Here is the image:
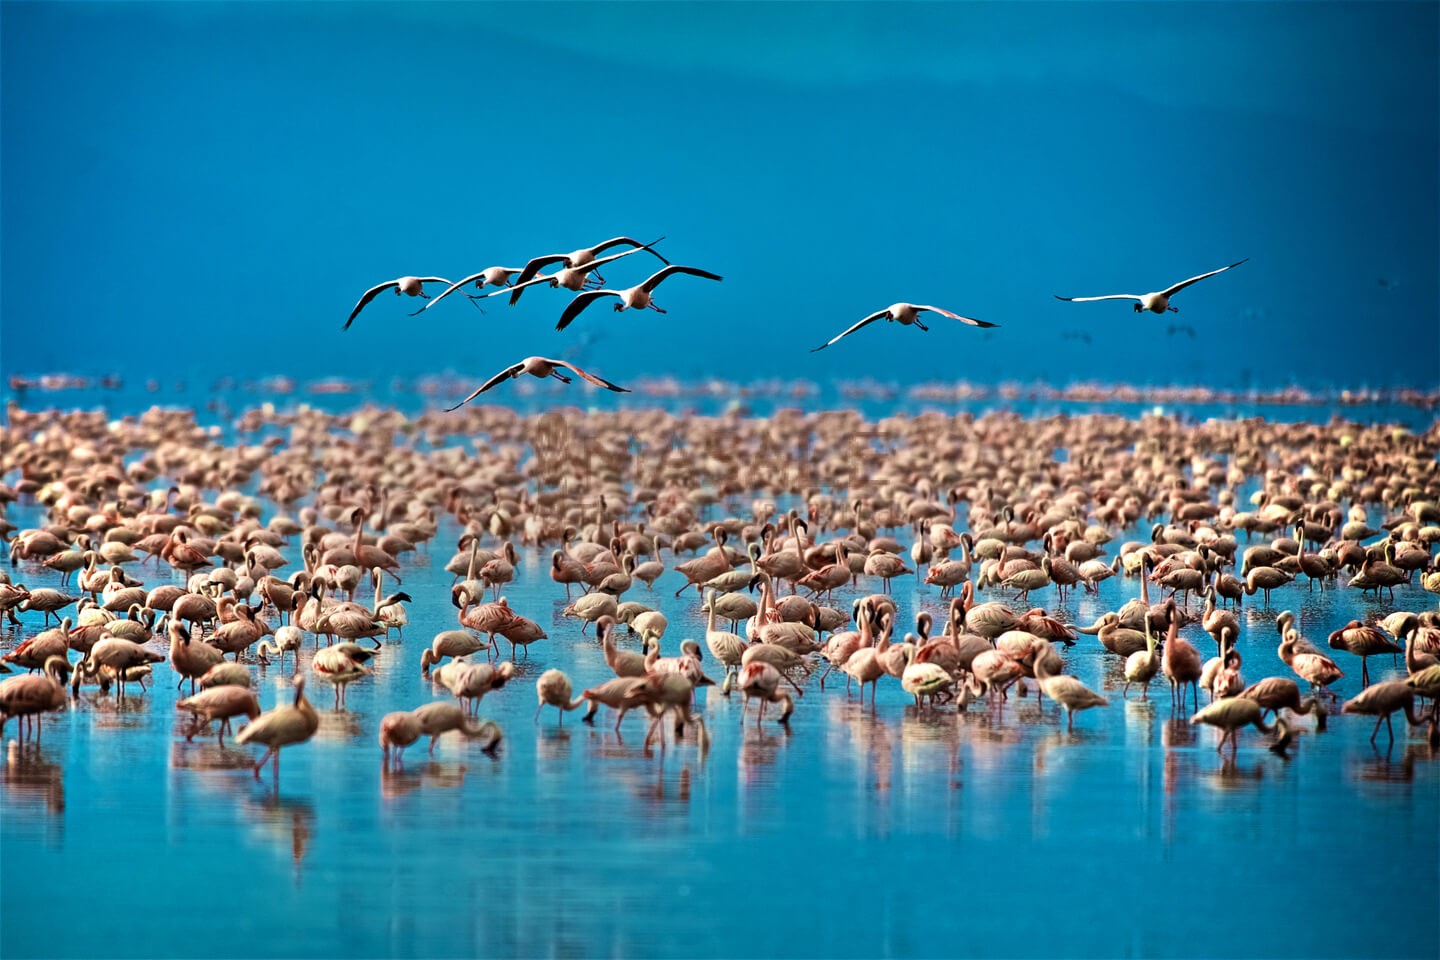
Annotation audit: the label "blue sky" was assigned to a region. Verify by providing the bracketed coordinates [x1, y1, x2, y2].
[2, 1, 1436, 388]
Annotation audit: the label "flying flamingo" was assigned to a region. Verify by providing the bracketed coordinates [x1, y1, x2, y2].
[511, 236, 670, 290]
[343, 276, 453, 330]
[447, 357, 629, 410]
[1055, 259, 1247, 314]
[555, 265, 724, 331]
[811, 302, 996, 352]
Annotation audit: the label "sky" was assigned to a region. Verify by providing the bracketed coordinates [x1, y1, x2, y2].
[2, 1, 1437, 390]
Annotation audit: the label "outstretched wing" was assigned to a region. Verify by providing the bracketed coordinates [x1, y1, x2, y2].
[1053, 293, 1143, 304]
[592, 235, 671, 266]
[507, 249, 646, 306]
[549, 359, 630, 393]
[500, 272, 558, 306]
[446, 362, 525, 411]
[413, 273, 486, 315]
[343, 280, 399, 330]
[1160, 258, 1248, 297]
[639, 264, 724, 293]
[914, 305, 999, 328]
[810, 310, 888, 352]
[555, 290, 621, 331]
[512, 254, 569, 290]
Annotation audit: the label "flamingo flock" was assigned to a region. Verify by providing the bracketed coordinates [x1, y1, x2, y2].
[1, 395, 1437, 800]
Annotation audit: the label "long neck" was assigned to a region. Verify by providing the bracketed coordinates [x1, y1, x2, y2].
[1033, 641, 1056, 680]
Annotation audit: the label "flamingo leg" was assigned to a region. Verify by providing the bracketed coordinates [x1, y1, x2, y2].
[253, 747, 274, 780]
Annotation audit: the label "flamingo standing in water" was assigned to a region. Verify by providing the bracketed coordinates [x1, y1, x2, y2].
[736, 661, 797, 725]
[235, 676, 320, 783]
[0, 656, 69, 741]
[1190, 696, 1292, 755]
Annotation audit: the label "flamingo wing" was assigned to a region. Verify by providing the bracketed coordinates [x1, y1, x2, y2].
[555, 290, 622, 331]
[639, 264, 724, 293]
[447, 362, 526, 411]
[591, 235, 671, 265]
[510, 249, 646, 306]
[810, 310, 888, 352]
[1159, 258, 1248, 297]
[413, 273, 486, 315]
[549, 359, 631, 393]
[343, 280, 400, 330]
[913, 305, 999, 328]
[512, 254, 569, 289]
[500, 272, 559, 306]
[1054, 293, 1144, 304]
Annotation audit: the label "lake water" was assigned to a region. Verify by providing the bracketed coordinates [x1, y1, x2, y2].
[1, 391, 1437, 959]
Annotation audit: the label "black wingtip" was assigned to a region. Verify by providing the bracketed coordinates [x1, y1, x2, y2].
[809, 344, 828, 353]
[977, 320, 1000, 328]
[645, 236, 671, 266]
[1053, 295, 1069, 302]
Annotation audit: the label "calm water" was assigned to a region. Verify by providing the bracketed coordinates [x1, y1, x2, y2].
[2, 397, 1437, 959]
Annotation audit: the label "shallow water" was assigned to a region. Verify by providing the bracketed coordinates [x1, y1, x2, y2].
[2, 399, 1437, 959]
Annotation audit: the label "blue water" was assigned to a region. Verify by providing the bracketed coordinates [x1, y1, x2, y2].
[2, 394, 1437, 959]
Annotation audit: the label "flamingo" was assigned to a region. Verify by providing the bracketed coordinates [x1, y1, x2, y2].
[511, 235, 670, 291]
[535, 669, 584, 724]
[378, 711, 423, 769]
[555, 265, 724, 331]
[811, 302, 996, 352]
[447, 357, 629, 409]
[1341, 682, 1428, 744]
[1190, 696, 1292, 755]
[177, 686, 261, 745]
[736, 661, 798, 725]
[0, 656, 69, 741]
[343, 276, 452, 330]
[1055, 259, 1247, 314]
[235, 676, 320, 783]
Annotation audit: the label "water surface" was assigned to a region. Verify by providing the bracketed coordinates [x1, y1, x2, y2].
[1, 396, 1436, 959]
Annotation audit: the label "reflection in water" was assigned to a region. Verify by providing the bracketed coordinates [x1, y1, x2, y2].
[4, 740, 65, 820]
[169, 739, 257, 772]
[1207, 756, 1267, 789]
[1162, 717, 1197, 750]
[241, 792, 316, 871]
[315, 709, 365, 742]
[1124, 697, 1157, 740]
[1351, 742, 1436, 784]
[737, 721, 790, 791]
[380, 759, 470, 799]
[74, 693, 153, 731]
[536, 726, 572, 762]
